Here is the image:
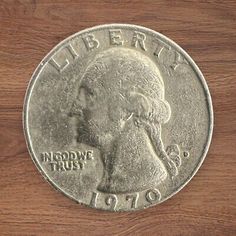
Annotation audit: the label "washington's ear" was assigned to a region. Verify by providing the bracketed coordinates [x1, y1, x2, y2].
[128, 91, 152, 118]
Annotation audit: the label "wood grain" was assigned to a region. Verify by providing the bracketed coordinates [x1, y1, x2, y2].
[0, 1, 236, 235]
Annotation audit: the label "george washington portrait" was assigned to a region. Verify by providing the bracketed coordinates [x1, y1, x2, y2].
[70, 47, 178, 194]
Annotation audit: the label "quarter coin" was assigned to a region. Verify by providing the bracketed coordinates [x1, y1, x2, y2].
[23, 24, 213, 211]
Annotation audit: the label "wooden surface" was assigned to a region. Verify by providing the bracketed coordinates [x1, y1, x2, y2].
[0, 1, 236, 235]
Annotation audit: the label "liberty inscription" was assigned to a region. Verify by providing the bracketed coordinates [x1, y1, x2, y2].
[49, 29, 187, 76]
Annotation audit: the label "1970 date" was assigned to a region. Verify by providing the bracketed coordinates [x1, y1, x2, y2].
[90, 189, 161, 210]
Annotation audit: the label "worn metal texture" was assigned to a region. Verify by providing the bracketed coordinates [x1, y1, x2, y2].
[23, 24, 213, 211]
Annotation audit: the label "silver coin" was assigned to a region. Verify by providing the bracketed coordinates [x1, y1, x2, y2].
[23, 24, 213, 211]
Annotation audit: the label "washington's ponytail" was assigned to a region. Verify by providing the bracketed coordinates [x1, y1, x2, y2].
[141, 119, 178, 178]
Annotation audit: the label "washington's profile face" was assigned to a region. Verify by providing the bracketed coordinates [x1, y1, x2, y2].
[76, 68, 124, 148]
[76, 79, 111, 147]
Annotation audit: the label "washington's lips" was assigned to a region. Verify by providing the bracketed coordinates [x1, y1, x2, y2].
[76, 120, 97, 147]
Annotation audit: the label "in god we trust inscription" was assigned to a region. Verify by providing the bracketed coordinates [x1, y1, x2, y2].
[23, 24, 213, 211]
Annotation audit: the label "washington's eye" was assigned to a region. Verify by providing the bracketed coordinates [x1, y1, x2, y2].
[87, 90, 94, 97]
[86, 87, 96, 97]
[79, 86, 96, 109]
[85, 87, 96, 102]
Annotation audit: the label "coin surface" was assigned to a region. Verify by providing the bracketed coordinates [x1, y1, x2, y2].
[23, 24, 213, 211]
